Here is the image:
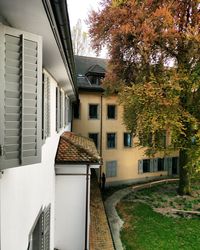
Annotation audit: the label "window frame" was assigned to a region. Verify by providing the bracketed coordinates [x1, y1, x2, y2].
[106, 132, 117, 149]
[73, 102, 80, 119]
[88, 104, 99, 120]
[123, 132, 132, 148]
[107, 104, 116, 120]
[157, 158, 165, 171]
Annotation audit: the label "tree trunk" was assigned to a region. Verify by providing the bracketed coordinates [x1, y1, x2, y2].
[178, 149, 191, 195]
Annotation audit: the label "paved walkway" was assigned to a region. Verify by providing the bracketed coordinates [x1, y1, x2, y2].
[90, 173, 115, 250]
[104, 178, 179, 250]
[104, 187, 132, 250]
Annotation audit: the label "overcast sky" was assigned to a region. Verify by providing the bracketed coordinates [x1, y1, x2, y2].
[67, 0, 100, 31]
[67, 0, 107, 58]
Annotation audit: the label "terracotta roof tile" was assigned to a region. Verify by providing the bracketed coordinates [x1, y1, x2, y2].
[55, 132, 102, 164]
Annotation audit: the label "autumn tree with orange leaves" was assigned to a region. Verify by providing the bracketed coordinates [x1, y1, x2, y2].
[88, 0, 200, 195]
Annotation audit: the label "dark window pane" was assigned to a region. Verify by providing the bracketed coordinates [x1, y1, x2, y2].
[89, 133, 98, 148]
[124, 133, 132, 147]
[107, 133, 116, 148]
[73, 103, 80, 119]
[158, 158, 164, 171]
[89, 104, 98, 119]
[143, 159, 150, 173]
[172, 157, 178, 175]
[107, 105, 116, 119]
[87, 75, 104, 85]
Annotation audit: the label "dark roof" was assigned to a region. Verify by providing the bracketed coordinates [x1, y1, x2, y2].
[86, 64, 106, 75]
[75, 55, 107, 92]
[75, 55, 107, 75]
[55, 132, 102, 164]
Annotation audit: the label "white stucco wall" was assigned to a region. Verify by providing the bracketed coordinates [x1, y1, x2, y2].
[55, 165, 91, 250]
[0, 71, 71, 250]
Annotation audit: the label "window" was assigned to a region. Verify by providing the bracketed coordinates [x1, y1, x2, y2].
[139, 132, 153, 147]
[155, 130, 166, 148]
[158, 158, 165, 171]
[0, 24, 42, 170]
[73, 102, 80, 119]
[172, 157, 179, 175]
[107, 105, 116, 119]
[106, 161, 117, 177]
[89, 104, 99, 119]
[124, 133, 132, 147]
[89, 133, 99, 148]
[28, 205, 51, 250]
[143, 159, 150, 172]
[87, 75, 103, 85]
[107, 133, 116, 149]
[138, 159, 151, 173]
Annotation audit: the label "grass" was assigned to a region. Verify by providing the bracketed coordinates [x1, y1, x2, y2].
[117, 202, 200, 250]
[124, 182, 200, 213]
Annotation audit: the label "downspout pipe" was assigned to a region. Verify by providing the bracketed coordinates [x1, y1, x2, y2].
[85, 164, 90, 250]
[99, 94, 103, 184]
[48, 0, 78, 100]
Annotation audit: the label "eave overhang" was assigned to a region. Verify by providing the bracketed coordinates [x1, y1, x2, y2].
[0, 0, 77, 101]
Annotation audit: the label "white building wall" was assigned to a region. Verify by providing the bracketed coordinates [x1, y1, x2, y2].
[55, 165, 90, 250]
[0, 71, 71, 250]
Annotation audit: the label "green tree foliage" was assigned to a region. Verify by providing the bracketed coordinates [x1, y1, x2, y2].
[88, 0, 200, 194]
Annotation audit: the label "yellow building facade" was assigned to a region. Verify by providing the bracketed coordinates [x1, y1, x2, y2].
[73, 56, 179, 186]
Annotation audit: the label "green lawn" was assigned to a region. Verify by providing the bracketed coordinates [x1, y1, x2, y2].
[117, 201, 200, 250]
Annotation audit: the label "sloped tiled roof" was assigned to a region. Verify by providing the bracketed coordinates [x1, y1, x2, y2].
[55, 132, 102, 164]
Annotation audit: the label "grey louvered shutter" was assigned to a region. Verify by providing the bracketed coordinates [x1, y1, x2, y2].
[0, 24, 42, 170]
[150, 159, 154, 172]
[60, 90, 64, 128]
[68, 99, 72, 123]
[47, 77, 50, 136]
[153, 158, 158, 172]
[42, 204, 51, 250]
[42, 73, 50, 140]
[164, 157, 172, 175]
[56, 87, 60, 132]
[138, 160, 143, 174]
[64, 96, 68, 126]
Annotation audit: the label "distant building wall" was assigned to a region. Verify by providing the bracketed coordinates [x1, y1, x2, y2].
[73, 92, 179, 185]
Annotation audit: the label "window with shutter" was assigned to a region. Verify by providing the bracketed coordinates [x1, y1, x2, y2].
[0, 24, 42, 170]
